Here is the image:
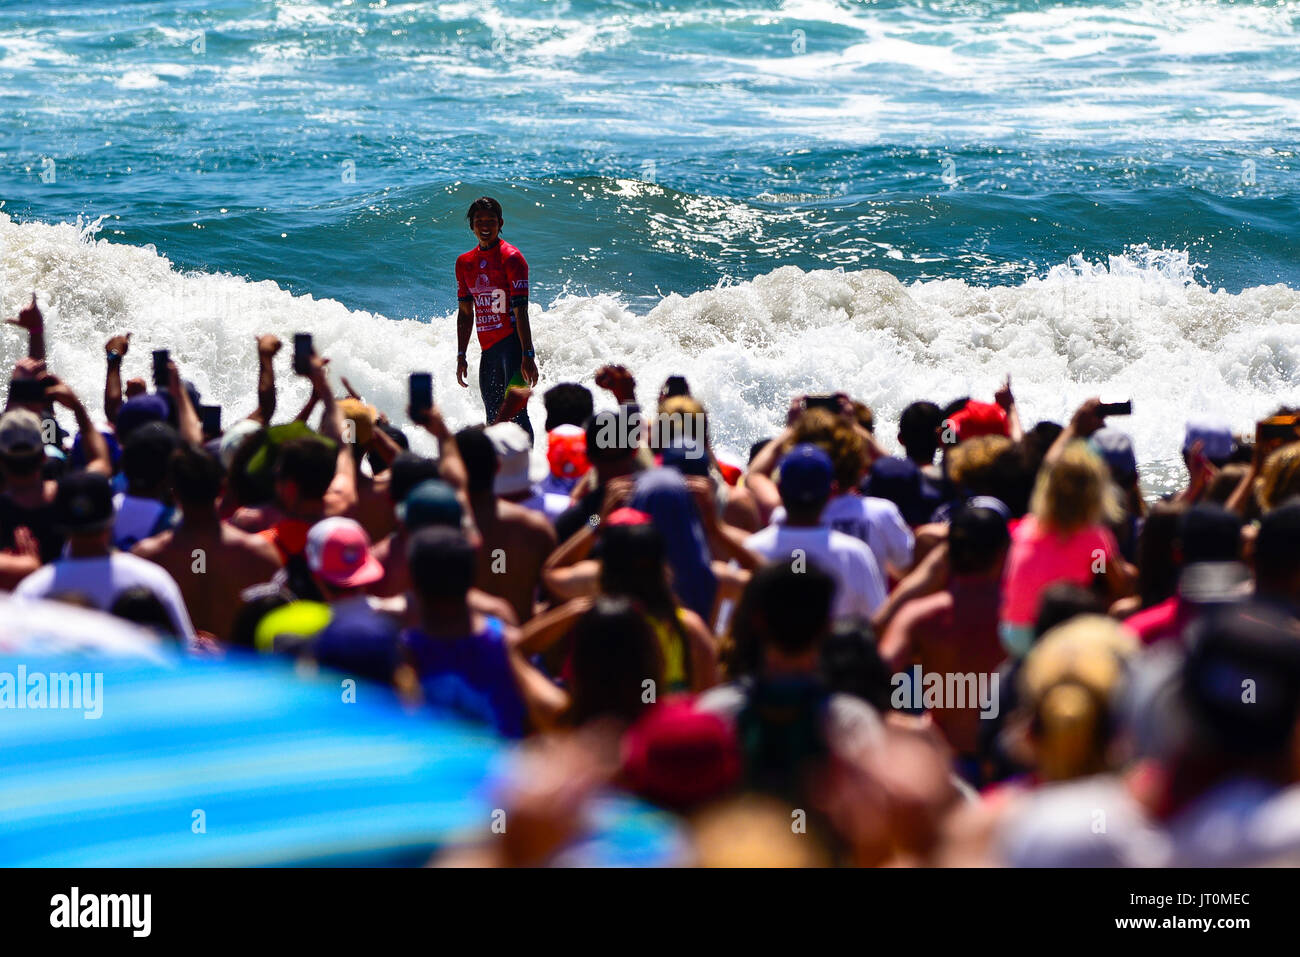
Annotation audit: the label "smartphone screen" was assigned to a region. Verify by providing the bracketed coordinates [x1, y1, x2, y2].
[409, 372, 433, 415]
[1097, 400, 1132, 417]
[152, 349, 170, 390]
[803, 394, 839, 413]
[293, 333, 313, 375]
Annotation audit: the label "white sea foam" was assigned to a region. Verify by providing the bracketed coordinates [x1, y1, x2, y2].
[2, 214, 1298, 489]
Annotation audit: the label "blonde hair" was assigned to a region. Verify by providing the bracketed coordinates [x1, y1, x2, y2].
[1029, 441, 1119, 534]
[947, 435, 1014, 490]
[654, 395, 708, 450]
[783, 408, 867, 490]
[1255, 441, 1300, 512]
[1020, 615, 1137, 782]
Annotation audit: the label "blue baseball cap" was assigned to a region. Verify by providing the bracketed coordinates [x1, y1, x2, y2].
[114, 394, 170, 441]
[397, 479, 463, 530]
[778, 443, 833, 508]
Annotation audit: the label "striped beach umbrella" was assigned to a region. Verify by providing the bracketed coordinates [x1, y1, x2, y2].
[0, 653, 684, 866]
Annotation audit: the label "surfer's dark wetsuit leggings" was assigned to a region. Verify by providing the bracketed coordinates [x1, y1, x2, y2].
[479, 332, 534, 443]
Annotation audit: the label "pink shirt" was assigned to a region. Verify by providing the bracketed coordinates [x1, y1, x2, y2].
[1000, 515, 1119, 626]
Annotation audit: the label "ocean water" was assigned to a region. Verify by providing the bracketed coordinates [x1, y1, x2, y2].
[2, 0, 1299, 489]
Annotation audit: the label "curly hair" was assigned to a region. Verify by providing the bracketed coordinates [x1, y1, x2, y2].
[1256, 441, 1300, 512]
[782, 408, 866, 490]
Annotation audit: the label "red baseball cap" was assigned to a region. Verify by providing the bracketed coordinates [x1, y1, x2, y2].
[305, 517, 384, 589]
[621, 699, 741, 811]
[947, 400, 1010, 443]
[605, 507, 652, 527]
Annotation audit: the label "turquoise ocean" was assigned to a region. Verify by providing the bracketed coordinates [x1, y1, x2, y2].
[3, 0, 1299, 487]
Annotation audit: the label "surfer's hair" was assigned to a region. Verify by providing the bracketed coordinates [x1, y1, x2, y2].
[466, 196, 503, 225]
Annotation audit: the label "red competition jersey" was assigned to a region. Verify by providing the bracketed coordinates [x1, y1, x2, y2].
[456, 240, 529, 351]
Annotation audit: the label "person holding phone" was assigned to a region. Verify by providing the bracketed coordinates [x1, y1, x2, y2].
[455, 196, 538, 442]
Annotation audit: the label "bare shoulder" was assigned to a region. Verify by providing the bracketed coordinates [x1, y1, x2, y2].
[131, 529, 175, 560]
[222, 522, 283, 567]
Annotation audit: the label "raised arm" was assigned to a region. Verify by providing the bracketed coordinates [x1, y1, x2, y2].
[250, 334, 281, 425]
[7, 295, 46, 363]
[45, 376, 111, 476]
[308, 354, 358, 515]
[166, 360, 204, 447]
[103, 333, 130, 424]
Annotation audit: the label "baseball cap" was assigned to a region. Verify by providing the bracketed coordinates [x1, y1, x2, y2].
[605, 506, 652, 527]
[948, 500, 1011, 565]
[660, 438, 711, 477]
[304, 517, 384, 589]
[114, 394, 170, 442]
[397, 479, 463, 530]
[546, 424, 589, 480]
[245, 421, 329, 483]
[1183, 418, 1236, 463]
[946, 400, 1010, 444]
[54, 470, 116, 532]
[1088, 427, 1138, 486]
[0, 409, 45, 456]
[485, 422, 532, 497]
[862, 455, 939, 527]
[777, 443, 833, 508]
[338, 398, 376, 447]
[621, 699, 742, 811]
[218, 418, 263, 470]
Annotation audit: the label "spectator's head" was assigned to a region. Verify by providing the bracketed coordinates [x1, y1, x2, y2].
[168, 443, 224, 512]
[455, 426, 498, 496]
[851, 400, 874, 435]
[1135, 501, 1185, 607]
[273, 435, 339, 514]
[862, 456, 936, 527]
[338, 399, 376, 449]
[398, 478, 463, 534]
[776, 443, 834, 523]
[121, 421, 181, 497]
[1087, 427, 1138, 490]
[114, 394, 170, 443]
[109, 587, 176, 642]
[585, 409, 640, 477]
[622, 699, 742, 812]
[53, 470, 116, 549]
[1255, 441, 1300, 513]
[545, 424, 589, 483]
[1017, 615, 1137, 782]
[655, 395, 709, 453]
[543, 382, 594, 432]
[1178, 504, 1243, 565]
[821, 619, 892, 712]
[944, 400, 1010, 446]
[387, 452, 442, 505]
[1033, 584, 1108, 639]
[600, 517, 676, 619]
[567, 596, 665, 727]
[0, 408, 47, 478]
[789, 408, 866, 491]
[947, 502, 1010, 577]
[1029, 441, 1117, 534]
[304, 517, 384, 600]
[1139, 604, 1300, 781]
[1255, 502, 1300, 604]
[947, 435, 1021, 505]
[898, 400, 943, 465]
[1205, 462, 1249, 506]
[485, 422, 533, 499]
[408, 527, 476, 608]
[731, 562, 836, 676]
